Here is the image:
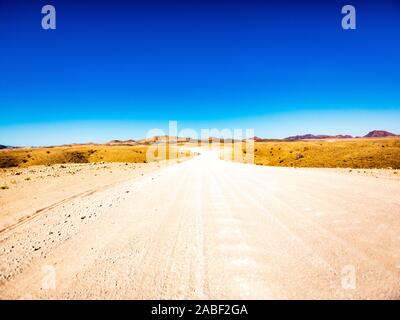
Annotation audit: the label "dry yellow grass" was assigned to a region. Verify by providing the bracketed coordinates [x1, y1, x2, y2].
[0, 144, 191, 168]
[2, 138, 399, 169]
[235, 137, 400, 169]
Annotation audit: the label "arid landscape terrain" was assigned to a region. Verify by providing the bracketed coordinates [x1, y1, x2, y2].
[244, 137, 400, 168]
[0, 134, 399, 299]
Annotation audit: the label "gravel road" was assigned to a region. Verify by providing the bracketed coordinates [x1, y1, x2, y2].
[1, 150, 399, 299]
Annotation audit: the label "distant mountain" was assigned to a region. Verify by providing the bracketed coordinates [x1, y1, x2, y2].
[136, 136, 194, 144]
[364, 130, 396, 138]
[0, 145, 13, 149]
[248, 136, 265, 142]
[284, 134, 353, 141]
[135, 136, 245, 144]
[106, 139, 138, 146]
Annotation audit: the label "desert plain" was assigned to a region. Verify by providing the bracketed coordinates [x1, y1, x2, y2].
[0, 137, 399, 299]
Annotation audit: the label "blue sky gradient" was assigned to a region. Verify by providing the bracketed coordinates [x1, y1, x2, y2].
[1, 0, 399, 146]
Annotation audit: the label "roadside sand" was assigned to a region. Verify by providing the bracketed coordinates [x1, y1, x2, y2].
[0, 162, 168, 232]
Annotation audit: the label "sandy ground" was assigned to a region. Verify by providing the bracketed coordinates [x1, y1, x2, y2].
[0, 149, 399, 299]
[0, 162, 166, 232]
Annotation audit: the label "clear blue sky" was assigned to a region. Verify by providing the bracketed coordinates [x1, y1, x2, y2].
[1, 0, 400, 146]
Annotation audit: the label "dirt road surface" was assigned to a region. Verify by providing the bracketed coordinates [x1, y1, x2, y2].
[1, 149, 399, 299]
